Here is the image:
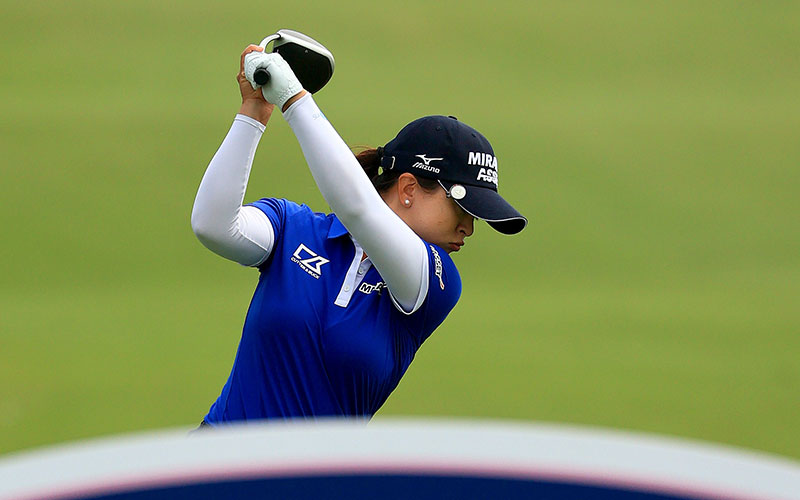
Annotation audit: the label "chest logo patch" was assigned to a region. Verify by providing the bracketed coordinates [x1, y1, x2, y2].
[359, 281, 386, 295]
[291, 243, 330, 279]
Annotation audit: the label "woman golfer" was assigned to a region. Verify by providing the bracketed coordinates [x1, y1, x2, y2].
[190, 45, 526, 425]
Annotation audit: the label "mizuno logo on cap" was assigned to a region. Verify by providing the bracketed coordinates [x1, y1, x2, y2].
[411, 154, 442, 173]
[416, 154, 443, 166]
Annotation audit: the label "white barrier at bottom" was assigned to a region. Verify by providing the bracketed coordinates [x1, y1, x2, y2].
[1, 419, 799, 500]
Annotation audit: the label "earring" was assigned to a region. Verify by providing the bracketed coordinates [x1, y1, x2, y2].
[404, 199, 411, 206]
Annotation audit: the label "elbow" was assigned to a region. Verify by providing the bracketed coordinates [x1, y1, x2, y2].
[190, 204, 218, 245]
[190, 205, 206, 240]
[191, 213, 224, 255]
[191, 204, 243, 256]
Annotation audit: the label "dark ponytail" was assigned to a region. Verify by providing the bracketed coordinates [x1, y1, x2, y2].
[354, 147, 439, 194]
[355, 148, 382, 180]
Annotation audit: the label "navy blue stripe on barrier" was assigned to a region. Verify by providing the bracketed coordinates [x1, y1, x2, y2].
[77, 475, 703, 500]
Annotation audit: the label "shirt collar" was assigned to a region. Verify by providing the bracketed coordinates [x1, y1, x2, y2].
[327, 215, 349, 239]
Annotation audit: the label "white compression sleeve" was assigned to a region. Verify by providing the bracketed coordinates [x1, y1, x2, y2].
[191, 114, 275, 267]
[284, 94, 428, 313]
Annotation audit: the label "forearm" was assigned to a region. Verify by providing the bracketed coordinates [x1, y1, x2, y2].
[284, 94, 428, 311]
[238, 100, 273, 126]
[191, 114, 275, 266]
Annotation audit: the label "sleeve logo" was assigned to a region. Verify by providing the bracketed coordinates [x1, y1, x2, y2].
[291, 243, 330, 279]
[430, 245, 445, 290]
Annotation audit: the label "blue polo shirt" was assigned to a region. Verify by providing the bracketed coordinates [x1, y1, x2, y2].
[205, 198, 461, 423]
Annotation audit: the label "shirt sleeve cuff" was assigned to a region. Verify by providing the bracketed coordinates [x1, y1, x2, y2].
[234, 113, 267, 134]
[281, 93, 315, 122]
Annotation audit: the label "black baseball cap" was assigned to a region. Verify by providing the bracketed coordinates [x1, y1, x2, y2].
[380, 115, 527, 235]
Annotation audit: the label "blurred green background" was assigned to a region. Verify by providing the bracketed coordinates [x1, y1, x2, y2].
[1, 1, 798, 458]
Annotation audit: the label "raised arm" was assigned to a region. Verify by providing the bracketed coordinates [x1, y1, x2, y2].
[242, 51, 428, 312]
[283, 95, 429, 313]
[190, 45, 279, 267]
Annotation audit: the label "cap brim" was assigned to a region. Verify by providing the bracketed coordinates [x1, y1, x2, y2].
[439, 181, 528, 235]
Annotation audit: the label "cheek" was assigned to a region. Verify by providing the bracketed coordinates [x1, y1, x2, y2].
[412, 205, 443, 239]
[430, 204, 454, 230]
[412, 193, 459, 241]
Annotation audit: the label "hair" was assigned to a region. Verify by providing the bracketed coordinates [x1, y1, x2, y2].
[354, 147, 439, 194]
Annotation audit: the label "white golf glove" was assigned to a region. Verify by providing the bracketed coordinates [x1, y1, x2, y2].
[244, 52, 304, 110]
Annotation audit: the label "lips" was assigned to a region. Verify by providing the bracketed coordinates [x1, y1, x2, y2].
[449, 242, 464, 252]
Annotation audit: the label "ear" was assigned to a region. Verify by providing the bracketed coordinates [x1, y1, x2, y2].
[396, 173, 418, 202]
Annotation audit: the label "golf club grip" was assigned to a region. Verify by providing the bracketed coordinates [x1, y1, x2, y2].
[253, 68, 270, 86]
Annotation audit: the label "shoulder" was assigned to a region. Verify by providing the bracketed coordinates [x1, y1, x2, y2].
[249, 198, 318, 218]
[247, 199, 339, 273]
[248, 198, 334, 231]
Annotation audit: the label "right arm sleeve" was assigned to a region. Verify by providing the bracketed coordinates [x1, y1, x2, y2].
[190, 114, 276, 267]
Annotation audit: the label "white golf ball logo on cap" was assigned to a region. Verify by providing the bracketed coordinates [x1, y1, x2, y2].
[450, 185, 467, 200]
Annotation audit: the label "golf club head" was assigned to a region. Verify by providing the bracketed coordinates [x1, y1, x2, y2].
[258, 29, 335, 94]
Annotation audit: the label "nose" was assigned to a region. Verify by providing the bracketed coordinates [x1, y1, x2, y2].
[459, 213, 474, 237]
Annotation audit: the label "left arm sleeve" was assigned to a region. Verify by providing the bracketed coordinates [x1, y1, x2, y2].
[400, 243, 462, 341]
[283, 94, 429, 313]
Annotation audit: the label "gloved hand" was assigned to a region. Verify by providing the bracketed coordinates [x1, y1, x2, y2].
[243, 52, 304, 111]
